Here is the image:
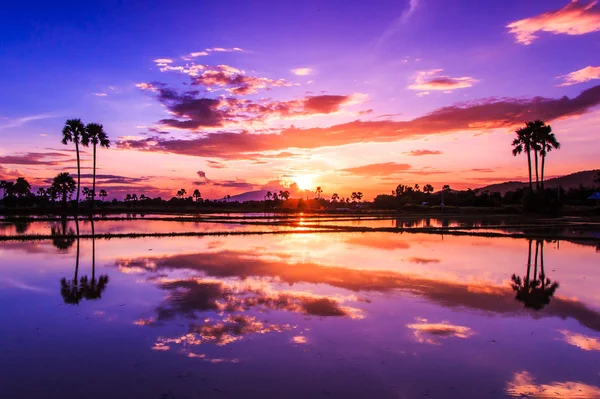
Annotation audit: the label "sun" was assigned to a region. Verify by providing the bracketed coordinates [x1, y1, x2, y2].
[294, 174, 314, 191]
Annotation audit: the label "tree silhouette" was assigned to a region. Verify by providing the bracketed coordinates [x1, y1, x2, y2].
[61, 119, 86, 208]
[60, 216, 82, 304]
[423, 184, 434, 194]
[279, 190, 290, 201]
[316, 186, 323, 199]
[395, 184, 405, 197]
[13, 177, 31, 198]
[331, 193, 339, 202]
[511, 240, 559, 310]
[82, 123, 110, 210]
[266, 191, 272, 201]
[193, 189, 202, 202]
[51, 217, 76, 251]
[99, 189, 107, 202]
[80, 220, 109, 300]
[512, 124, 535, 191]
[51, 172, 76, 209]
[533, 122, 560, 190]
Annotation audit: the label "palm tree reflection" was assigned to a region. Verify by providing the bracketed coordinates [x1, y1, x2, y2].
[60, 218, 109, 305]
[51, 217, 76, 251]
[511, 239, 559, 310]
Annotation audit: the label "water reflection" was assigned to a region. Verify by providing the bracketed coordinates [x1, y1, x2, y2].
[511, 240, 559, 310]
[59, 219, 109, 304]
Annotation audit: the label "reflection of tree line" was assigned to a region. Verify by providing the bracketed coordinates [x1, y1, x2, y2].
[53, 217, 109, 304]
[511, 239, 559, 311]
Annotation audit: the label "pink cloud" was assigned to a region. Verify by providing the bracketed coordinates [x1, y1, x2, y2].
[408, 69, 478, 91]
[558, 65, 600, 86]
[507, 0, 600, 45]
[338, 162, 412, 176]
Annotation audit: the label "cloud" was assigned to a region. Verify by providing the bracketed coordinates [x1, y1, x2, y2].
[338, 162, 412, 176]
[206, 47, 244, 52]
[507, 0, 600, 45]
[185, 65, 294, 95]
[408, 257, 440, 264]
[375, 0, 419, 47]
[506, 371, 600, 398]
[119, 85, 600, 159]
[557, 329, 600, 351]
[416, 91, 430, 97]
[114, 249, 600, 333]
[408, 69, 478, 91]
[153, 58, 173, 64]
[0, 113, 57, 130]
[291, 68, 313, 76]
[404, 149, 443, 156]
[406, 319, 473, 345]
[93, 92, 108, 97]
[0, 152, 73, 166]
[558, 65, 600, 86]
[134, 84, 356, 130]
[207, 160, 226, 169]
[190, 51, 209, 57]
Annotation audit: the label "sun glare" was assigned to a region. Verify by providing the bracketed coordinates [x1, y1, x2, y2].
[294, 174, 314, 191]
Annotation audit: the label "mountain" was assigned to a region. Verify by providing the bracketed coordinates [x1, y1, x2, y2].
[226, 189, 314, 202]
[477, 170, 599, 194]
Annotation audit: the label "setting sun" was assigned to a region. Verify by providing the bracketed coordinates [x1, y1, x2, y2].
[293, 174, 315, 191]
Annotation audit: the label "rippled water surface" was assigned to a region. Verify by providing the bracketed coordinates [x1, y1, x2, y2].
[1, 221, 599, 398]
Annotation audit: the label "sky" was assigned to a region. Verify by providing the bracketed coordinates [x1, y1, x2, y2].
[1, 0, 599, 200]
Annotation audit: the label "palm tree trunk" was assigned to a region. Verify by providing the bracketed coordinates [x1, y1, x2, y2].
[534, 150, 539, 192]
[526, 149, 533, 191]
[533, 240, 539, 282]
[539, 240, 545, 281]
[526, 239, 532, 285]
[541, 153, 546, 191]
[91, 219, 96, 282]
[92, 144, 97, 211]
[75, 141, 81, 209]
[74, 216, 80, 282]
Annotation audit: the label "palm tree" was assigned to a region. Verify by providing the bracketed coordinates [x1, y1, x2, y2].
[177, 188, 186, 199]
[82, 123, 110, 209]
[51, 172, 76, 209]
[61, 119, 86, 208]
[423, 184, 434, 194]
[356, 192, 363, 202]
[60, 216, 82, 304]
[316, 186, 323, 199]
[99, 189, 108, 202]
[534, 123, 560, 190]
[526, 120, 552, 191]
[414, 184, 420, 192]
[331, 193, 339, 202]
[266, 191, 272, 201]
[512, 124, 535, 191]
[81, 220, 109, 301]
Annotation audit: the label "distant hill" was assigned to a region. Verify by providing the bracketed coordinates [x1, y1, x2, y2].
[477, 170, 599, 194]
[226, 189, 314, 202]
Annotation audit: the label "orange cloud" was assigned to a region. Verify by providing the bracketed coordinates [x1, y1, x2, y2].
[291, 68, 312, 76]
[338, 162, 412, 176]
[408, 69, 478, 91]
[404, 149, 443, 156]
[558, 65, 600, 86]
[119, 85, 600, 159]
[507, 0, 600, 45]
[506, 371, 600, 398]
[406, 319, 474, 345]
[557, 329, 600, 351]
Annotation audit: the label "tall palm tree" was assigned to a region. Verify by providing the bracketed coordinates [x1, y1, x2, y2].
[82, 123, 110, 209]
[512, 125, 535, 191]
[51, 172, 76, 209]
[533, 123, 560, 190]
[316, 186, 323, 199]
[61, 119, 86, 208]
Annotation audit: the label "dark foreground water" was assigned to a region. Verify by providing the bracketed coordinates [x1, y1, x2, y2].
[1, 227, 599, 398]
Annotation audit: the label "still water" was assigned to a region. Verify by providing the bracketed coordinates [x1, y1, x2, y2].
[1, 225, 599, 398]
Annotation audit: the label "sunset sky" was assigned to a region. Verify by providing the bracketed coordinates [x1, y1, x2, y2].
[1, 0, 599, 200]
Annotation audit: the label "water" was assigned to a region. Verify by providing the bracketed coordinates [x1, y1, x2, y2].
[1, 224, 599, 398]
